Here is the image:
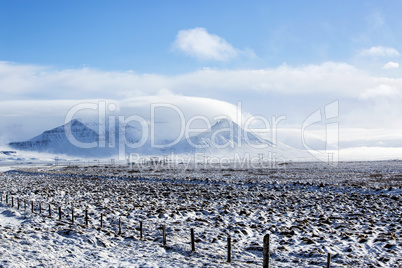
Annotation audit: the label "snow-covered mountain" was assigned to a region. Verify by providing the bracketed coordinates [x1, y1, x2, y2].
[173, 119, 274, 154]
[9, 120, 116, 157]
[9, 118, 278, 158]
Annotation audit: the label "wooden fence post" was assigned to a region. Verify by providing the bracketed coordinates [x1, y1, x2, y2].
[227, 235, 231, 263]
[100, 213, 103, 229]
[11, 197, 13, 207]
[191, 228, 195, 252]
[140, 221, 143, 240]
[31, 201, 34, 213]
[85, 208, 88, 226]
[6, 194, 8, 204]
[0, 193, 2, 202]
[59, 207, 62, 221]
[162, 225, 166, 246]
[71, 207, 74, 224]
[17, 198, 20, 210]
[39, 202, 41, 214]
[263, 234, 270, 268]
[24, 200, 26, 211]
[118, 218, 122, 235]
[327, 253, 331, 268]
[48, 204, 51, 217]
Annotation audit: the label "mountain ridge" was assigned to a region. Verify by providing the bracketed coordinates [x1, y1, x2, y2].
[9, 118, 276, 158]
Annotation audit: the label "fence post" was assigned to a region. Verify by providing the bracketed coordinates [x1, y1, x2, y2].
[17, 198, 20, 210]
[11, 197, 13, 207]
[85, 208, 88, 226]
[140, 221, 143, 240]
[71, 207, 74, 224]
[48, 204, 51, 217]
[100, 213, 103, 229]
[39, 202, 41, 214]
[0, 193, 2, 202]
[191, 228, 195, 252]
[6, 194, 8, 204]
[31, 201, 34, 213]
[24, 200, 26, 211]
[327, 253, 331, 268]
[162, 225, 166, 247]
[227, 235, 231, 263]
[59, 207, 62, 221]
[118, 218, 122, 235]
[263, 234, 270, 268]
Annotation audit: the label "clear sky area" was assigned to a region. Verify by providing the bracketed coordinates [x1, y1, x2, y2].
[1, 1, 401, 73]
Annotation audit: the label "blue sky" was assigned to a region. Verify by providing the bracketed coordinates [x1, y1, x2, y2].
[1, 1, 401, 73]
[0, 0, 402, 151]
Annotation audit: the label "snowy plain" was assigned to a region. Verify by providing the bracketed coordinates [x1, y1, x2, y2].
[0, 161, 401, 267]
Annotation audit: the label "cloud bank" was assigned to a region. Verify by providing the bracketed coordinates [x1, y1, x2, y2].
[1, 60, 401, 100]
[1, 59, 402, 134]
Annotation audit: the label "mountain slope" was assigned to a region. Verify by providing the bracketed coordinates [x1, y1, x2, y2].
[9, 120, 116, 157]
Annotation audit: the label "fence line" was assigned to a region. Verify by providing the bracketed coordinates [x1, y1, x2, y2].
[0, 191, 333, 267]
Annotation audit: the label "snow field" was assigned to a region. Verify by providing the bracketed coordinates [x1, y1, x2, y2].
[0, 161, 401, 267]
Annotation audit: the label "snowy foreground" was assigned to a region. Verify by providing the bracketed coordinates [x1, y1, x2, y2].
[0, 161, 401, 267]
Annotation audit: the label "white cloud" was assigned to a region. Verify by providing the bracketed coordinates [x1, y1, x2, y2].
[170, 62, 402, 99]
[382, 61, 399, 69]
[172, 28, 238, 61]
[0, 61, 167, 99]
[2, 60, 402, 130]
[1, 60, 402, 100]
[359, 84, 400, 99]
[359, 46, 400, 57]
